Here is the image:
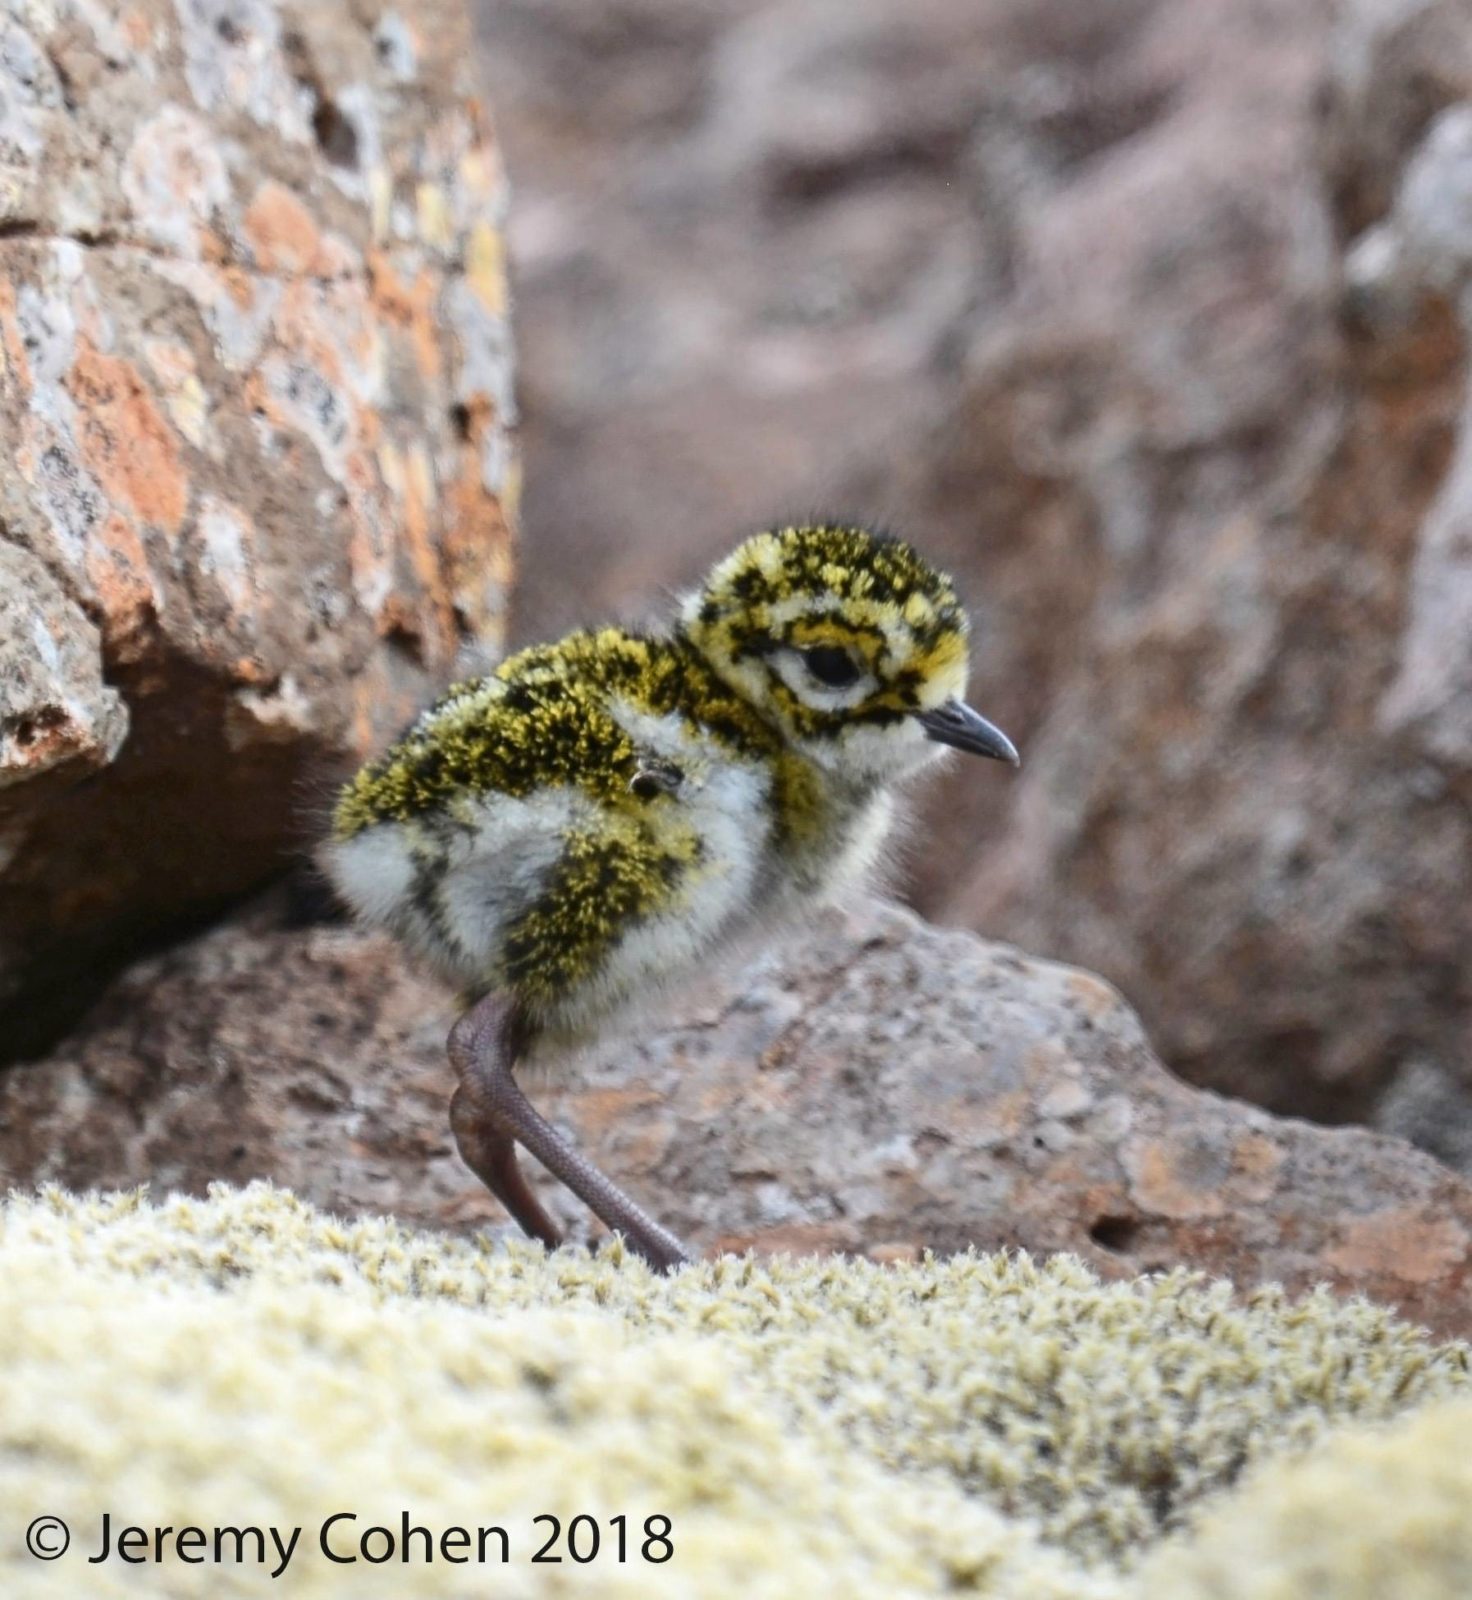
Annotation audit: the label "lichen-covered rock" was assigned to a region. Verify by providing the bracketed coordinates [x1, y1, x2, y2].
[481, 0, 1472, 1166]
[0, 1183, 1467, 1597]
[0, 540, 127, 790]
[0, 1195, 1100, 1600]
[1135, 1396, 1472, 1599]
[0, 0, 515, 1022]
[8, 891, 1472, 1338]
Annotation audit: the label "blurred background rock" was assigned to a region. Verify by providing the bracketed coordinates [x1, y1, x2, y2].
[475, 0, 1472, 1169]
[5, 0, 1472, 1304]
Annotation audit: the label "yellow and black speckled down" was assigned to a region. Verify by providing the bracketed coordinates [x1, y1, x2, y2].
[682, 524, 969, 741]
[331, 630, 788, 1011]
[327, 524, 977, 1021]
[334, 525, 968, 838]
[334, 629, 778, 836]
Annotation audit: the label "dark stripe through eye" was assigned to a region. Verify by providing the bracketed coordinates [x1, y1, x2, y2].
[801, 645, 861, 688]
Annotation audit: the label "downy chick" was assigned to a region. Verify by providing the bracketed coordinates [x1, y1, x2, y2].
[323, 523, 1019, 1269]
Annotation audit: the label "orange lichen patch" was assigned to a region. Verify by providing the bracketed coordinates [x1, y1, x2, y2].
[353, 397, 383, 453]
[198, 228, 229, 266]
[367, 252, 442, 382]
[1230, 1131, 1284, 1201]
[1325, 1211, 1469, 1286]
[265, 275, 382, 407]
[121, 8, 151, 49]
[85, 512, 157, 663]
[375, 592, 428, 649]
[336, 288, 383, 377]
[384, 442, 453, 664]
[65, 339, 188, 537]
[402, 445, 439, 580]
[240, 367, 277, 432]
[866, 1241, 923, 1265]
[0, 280, 27, 388]
[1067, 971, 1126, 1024]
[444, 476, 511, 635]
[314, 233, 360, 279]
[221, 263, 256, 310]
[712, 1221, 860, 1257]
[367, 253, 413, 319]
[230, 654, 273, 686]
[1123, 1134, 1232, 1220]
[0, 276, 32, 393]
[244, 181, 328, 276]
[451, 391, 495, 445]
[411, 280, 443, 381]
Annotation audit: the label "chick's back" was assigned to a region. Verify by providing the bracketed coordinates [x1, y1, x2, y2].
[322, 629, 782, 1031]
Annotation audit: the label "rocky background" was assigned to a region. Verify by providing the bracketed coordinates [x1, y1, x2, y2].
[477, 0, 1472, 1168]
[9, 889, 1472, 1337]
[4, 0, 1472, 1349]
[0, 0, 515, 1052]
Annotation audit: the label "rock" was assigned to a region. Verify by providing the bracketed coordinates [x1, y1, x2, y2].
[476, 0, 1472, 1162]
[914, 0, 1472, 1154]
[7, 891, 1472, 1338]
[0, 0, 516, 1031]
[0, 541, 128, 792]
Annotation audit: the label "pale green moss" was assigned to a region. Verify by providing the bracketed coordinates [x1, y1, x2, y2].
[0, 1182, 1467, 1598]
[1136, 1397, 1472, 1599]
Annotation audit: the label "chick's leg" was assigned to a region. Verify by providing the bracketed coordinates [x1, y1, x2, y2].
[448, 992, 693, 1273]
[448, 1084, 563, 1249]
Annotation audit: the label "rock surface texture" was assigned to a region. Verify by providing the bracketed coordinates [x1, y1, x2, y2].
[479, 0, 1472, 1162]
[7, 892, 1472, 1338]
[0, 0, 515, 1028]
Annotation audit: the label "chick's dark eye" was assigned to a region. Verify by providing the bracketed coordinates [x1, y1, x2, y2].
[801, 645, 861, 688]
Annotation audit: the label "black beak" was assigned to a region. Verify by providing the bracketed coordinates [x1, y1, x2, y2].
[918, 699, 1020, 766]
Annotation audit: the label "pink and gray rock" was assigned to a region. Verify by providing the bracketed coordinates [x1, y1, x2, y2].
[6, 890, 1472, 1339]
[477, 0, 1472, 1163]
[0, 0, 515, 1027]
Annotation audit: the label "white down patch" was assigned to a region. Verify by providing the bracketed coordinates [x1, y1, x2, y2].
[322, 787, 595, 990]
[328, 705, 778, 1022]
[542, 698, 774, 1032]
[319, 824, 417, 931]
[434, 787, 593, 983]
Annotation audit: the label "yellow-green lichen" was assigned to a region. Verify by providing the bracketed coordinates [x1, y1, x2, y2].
[1, 1183, 1468, 1599]
[1135, 1396, 1472, 1599]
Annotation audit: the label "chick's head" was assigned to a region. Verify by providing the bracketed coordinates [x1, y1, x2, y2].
[680, 524, 1018, 782]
